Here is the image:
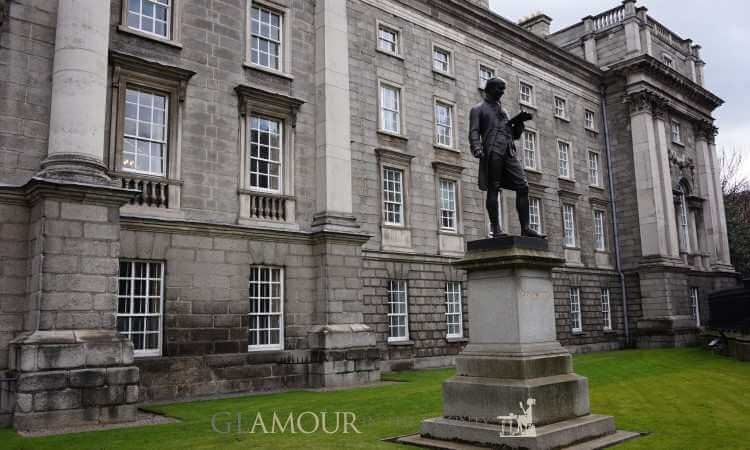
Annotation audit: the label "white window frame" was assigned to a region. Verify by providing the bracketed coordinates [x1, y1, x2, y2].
[439, 178, 457, 232]
[376, 20, 402, 58]
[588, 151, 601, 186]
[558, 139, 572, 179]
[522, 129, 539, 170]
[529, 197, 542, 234]
[594, 209, 606, 251]
[445, 282, 463, 338]
[244, 1, 291, 77]
[122, 88, 169, 177]
[690, 287, 700, 327]
[117, 260, 164, 357]
[671, 119, 683, 145]
[383, 166, 405, 226]
[563, 204, 577, 248]
[478, 63, 496, 90]
[570, 287, 582, 333]
[434, 98, 455, 149]
[378, 80, 404, 136]
[248, 266, 284, 351]
[120, 0, 182, 45]
[663, 53, 674, 69]
[432, 44, 453, 76]
[584, 109, 597, 131]
[601, 288, 612, 331]
[519, 80, 535, 107]
[387, 280, 409, 342]
[248, 115, 283, 193]
[554, 95, 568, 120]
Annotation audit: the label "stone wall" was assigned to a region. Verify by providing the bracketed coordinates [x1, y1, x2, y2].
[0, 0, 56, 185]
[0, 202, 29, 370]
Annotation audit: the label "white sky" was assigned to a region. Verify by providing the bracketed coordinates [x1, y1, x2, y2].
[490, 0, 750, 179]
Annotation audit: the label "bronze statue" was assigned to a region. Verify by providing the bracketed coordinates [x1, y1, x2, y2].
[469, 78, 544, 239]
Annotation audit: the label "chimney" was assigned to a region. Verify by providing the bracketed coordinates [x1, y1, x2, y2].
[519, 13, 553, 37]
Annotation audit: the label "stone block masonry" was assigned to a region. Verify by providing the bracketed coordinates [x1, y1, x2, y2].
[9, 330, 140, 431]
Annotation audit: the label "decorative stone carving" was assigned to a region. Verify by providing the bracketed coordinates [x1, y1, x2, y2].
[623, 89, 669, 115]
[693, 120, 718, 144]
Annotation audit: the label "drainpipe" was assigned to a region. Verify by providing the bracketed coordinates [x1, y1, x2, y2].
[600, 85, 630, 346]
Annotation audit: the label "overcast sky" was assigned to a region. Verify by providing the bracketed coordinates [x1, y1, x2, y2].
[490, 0, 750, 179]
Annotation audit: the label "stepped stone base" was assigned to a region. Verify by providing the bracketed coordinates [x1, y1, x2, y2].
[9, 330, 140, 432]
[420, 414, 616, 450]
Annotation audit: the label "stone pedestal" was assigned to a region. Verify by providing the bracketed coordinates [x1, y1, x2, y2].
[419, 237, 617, 449]
[9, 330, 140, 431]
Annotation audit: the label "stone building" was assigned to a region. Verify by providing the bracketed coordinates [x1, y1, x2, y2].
[0, 0, 736, 430]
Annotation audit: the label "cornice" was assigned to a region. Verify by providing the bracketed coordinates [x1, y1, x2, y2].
[234, 84, 306, 127]
[607, 55, 723, 110]
[375, 147, 415, 164]
[110, 50, 196, 101]
[431, 161, 464, 175]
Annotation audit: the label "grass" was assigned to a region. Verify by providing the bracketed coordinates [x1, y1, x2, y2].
[1, 347, 749, 449]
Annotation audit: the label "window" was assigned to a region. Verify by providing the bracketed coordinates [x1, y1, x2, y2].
[109, 53, 195, 212]
[601, 288, 612, 330]
[435, 101, 453, 147]
[519, 81, 534, 106]
[249, 266, 283, 350]
[563, 204, 576, 247]
[594, 210, 606, 251]
[250, 5, 283, 71]
[584, 110, 596, 130]
[123, 89, 168, 176]
[663, 54, 674, 68]
[671, 120, 682, 144]
[439, 178, 457, 231]
[117, 261, 164, 356]
[249, 116, 282, 192]
[377, 23, 400, 55]
[445, 282, 463, 338]
[690, 287, 700, 327]
[588, 151, 600, 186]
[529, 197, 542, 233]
[126, 0, 171, 38]
[379, 82, 401, 134]
[558, 141, 571, 178]
[383, 167, 404, 225]
[570, 287, 582, 332]
[677, 184, 690, 252]
[479, 64, 495, 89]
[387, 280, 409, 342]
[554, 96, 567, 119]
[433, 46, 451, 74]
[522, 130, 537, 170]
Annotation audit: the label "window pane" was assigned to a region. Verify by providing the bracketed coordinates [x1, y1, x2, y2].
[117, 261, 163, 355]
[249, 267, 284, 350]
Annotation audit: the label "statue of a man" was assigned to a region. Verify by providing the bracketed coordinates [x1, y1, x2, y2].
[469, 78, 544, 239]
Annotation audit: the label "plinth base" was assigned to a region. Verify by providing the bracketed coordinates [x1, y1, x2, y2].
[443, 373, 589, 427]
[419, 414, 616, 450]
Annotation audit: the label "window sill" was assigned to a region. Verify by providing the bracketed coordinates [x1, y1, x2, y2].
[377, 130, 408, 141]
[584, 127, 599, 134]
[571, 331, 585, 336]
[564, 246, 581, 251]
[382, 223, 407, 230]
[117, 25, 183, 49]
[554, 115, 570, 123]
[589, 184, 605, 191]
[434, 144, 458, 152]
[525, 167, 543, 174]
[248, 346, 284, 352]
[243, 61, 295, 80]
[594, 249, 609, 254]
[446, 337, 468, 343]
[519, 102, 537, 110]
[558, 176, 576, 183]
[387, 339, 415, 346]
[376, 48, 405, 61]
[432, 69, 455, 80]
[672, 140, 685, 147]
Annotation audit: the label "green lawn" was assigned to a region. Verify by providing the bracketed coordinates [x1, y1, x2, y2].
[1, 348, 749, 449]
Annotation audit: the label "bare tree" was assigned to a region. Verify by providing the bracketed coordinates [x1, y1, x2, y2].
[719, 146, 750, 195]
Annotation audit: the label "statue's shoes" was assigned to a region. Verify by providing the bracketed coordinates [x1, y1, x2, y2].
[521, 229, 546, 239]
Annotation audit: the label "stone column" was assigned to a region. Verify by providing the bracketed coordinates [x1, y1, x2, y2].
[708, 139, 732, 268]
[38, 0, 111, 184]
[627, 91, 677, 260]
[652, 109, 680, 258]
[307, 1, 377, 388]
[418, 238, 616, 448]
